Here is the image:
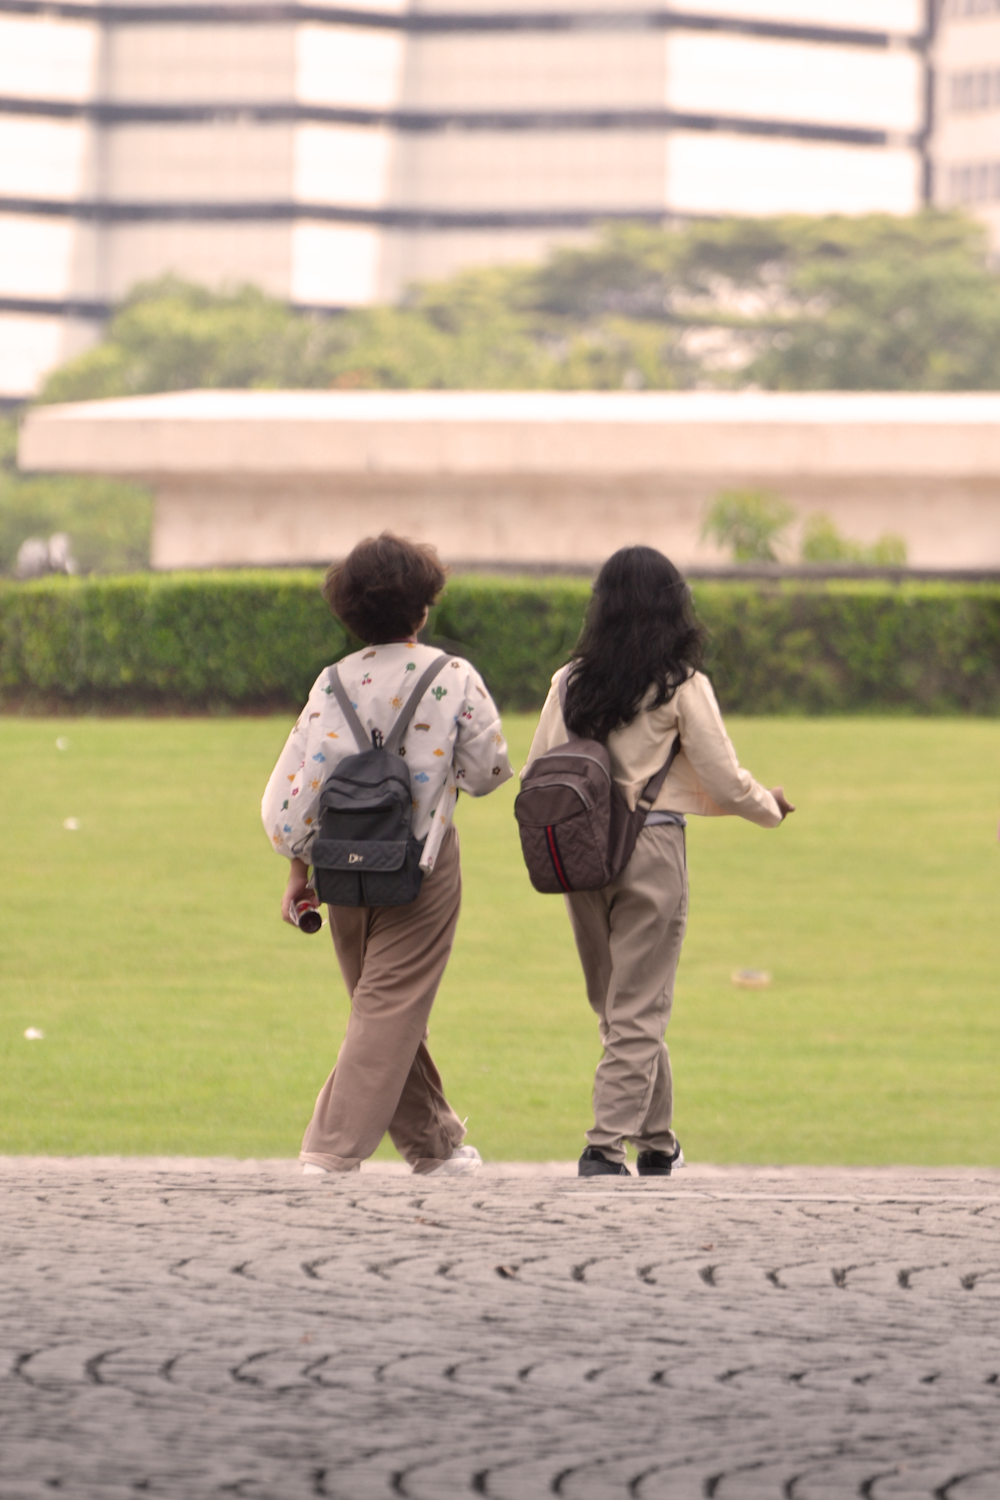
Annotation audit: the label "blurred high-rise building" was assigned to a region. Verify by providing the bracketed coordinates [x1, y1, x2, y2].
[1, 0, 930, 400]
[931, 0, 1000, 241]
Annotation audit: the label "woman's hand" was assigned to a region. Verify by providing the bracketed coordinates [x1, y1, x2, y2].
[771, 786, 796, 820]
[282, 857, 319, 925]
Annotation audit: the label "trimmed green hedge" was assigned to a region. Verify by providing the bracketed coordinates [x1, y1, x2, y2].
[693, 580, 1000, 716]
[1, 571, 999, 714]
[0, 572, 346, 710]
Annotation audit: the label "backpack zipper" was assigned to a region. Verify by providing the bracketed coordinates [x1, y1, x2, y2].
[540, 752, 611, 783]
[520, 780, 596, 816]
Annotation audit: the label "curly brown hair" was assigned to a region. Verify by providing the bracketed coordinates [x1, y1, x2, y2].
[322, 532, 447, 643]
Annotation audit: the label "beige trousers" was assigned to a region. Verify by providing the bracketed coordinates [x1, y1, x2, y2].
[564, 823, 688, 1165]
[300, 824, 466, 1175]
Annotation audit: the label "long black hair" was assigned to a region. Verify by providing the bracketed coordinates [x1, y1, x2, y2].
[563, 546, 706, 743]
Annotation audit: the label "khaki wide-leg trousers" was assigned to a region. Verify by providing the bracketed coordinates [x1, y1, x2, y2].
[300, 824, 466, 1175]
[565, 823, 688, 1165]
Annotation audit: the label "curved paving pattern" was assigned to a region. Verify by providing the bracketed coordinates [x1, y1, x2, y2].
[2, 1160, 1000, 1499]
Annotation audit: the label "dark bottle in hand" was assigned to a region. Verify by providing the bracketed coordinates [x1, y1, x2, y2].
[291, 899, 323, 934]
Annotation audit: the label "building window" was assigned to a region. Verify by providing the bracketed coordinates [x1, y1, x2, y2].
[944, 0, 1000, 17]
[946, 160, 1000, 202]
[948, 69, 1000, 110]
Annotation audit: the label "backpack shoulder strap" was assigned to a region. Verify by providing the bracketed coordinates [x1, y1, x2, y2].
[560, 664, 679, 807]
[327, 665, 373, 754]
[384, 652, 451, 754]
[637, 732, 681, 812]
[557, 665, 576, 741]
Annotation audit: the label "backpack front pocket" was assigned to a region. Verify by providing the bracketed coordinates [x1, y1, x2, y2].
[311, 838, 409, 873]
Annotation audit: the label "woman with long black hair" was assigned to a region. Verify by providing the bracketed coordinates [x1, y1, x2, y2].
[524, 546, 793, 1178]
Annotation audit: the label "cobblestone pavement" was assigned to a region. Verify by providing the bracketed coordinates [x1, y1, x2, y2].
[3, 1159, 1000, 1500]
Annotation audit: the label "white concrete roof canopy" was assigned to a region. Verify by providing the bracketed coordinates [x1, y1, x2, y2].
[20, 389, 1000, 478]
[18, 391, 1000, 570]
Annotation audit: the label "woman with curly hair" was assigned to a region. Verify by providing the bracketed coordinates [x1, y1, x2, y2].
[263, 532, 512, 1178]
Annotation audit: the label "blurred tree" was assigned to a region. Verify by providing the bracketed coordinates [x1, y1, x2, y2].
[529, 212, 1000, 390]
[701, 490, 795, 563]
[800, 514, 907, 566]
[39, 279, 340, 402]
[37, 212, 1000, 404]
[0, 418, 152, 575]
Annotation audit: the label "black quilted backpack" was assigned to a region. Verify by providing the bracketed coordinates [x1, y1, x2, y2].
[310, 653, 449, 908]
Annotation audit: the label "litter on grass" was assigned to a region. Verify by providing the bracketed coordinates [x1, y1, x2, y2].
[55, 737, 69, 751]
[732, 969, 772, 989]
[63, 817, 79, 830]
[24, 1028, 44, 1041]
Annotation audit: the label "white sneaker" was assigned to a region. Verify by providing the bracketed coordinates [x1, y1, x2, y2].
[302, 1163, 329, 1176]
[426, 1145, 482, 1176]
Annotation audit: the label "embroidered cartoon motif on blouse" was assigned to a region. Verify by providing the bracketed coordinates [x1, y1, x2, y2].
[431, 686, 447, 700]
[390, 695, 403, 709]
[361, 674, 372, 686]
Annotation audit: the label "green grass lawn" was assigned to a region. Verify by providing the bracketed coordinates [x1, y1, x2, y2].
[1, 712, 998, 1164]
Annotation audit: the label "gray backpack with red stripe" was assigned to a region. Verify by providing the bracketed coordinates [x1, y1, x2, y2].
[514, 676, 679, 894]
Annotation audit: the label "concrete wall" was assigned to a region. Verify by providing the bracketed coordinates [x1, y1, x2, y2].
[141, 473, 1000, 572]
[19, 389, 1000, 570]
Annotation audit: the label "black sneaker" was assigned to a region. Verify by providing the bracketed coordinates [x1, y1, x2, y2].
[578, 1146, 630, 1177]
[636, 1142, 685, 1177]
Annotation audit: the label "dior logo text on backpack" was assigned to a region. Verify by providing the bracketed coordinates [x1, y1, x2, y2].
[514, 670, 679, 894]
[310, 653, 449, 907]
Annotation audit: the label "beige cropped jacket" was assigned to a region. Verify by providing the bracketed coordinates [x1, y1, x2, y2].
[524, 666, 782, 828]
